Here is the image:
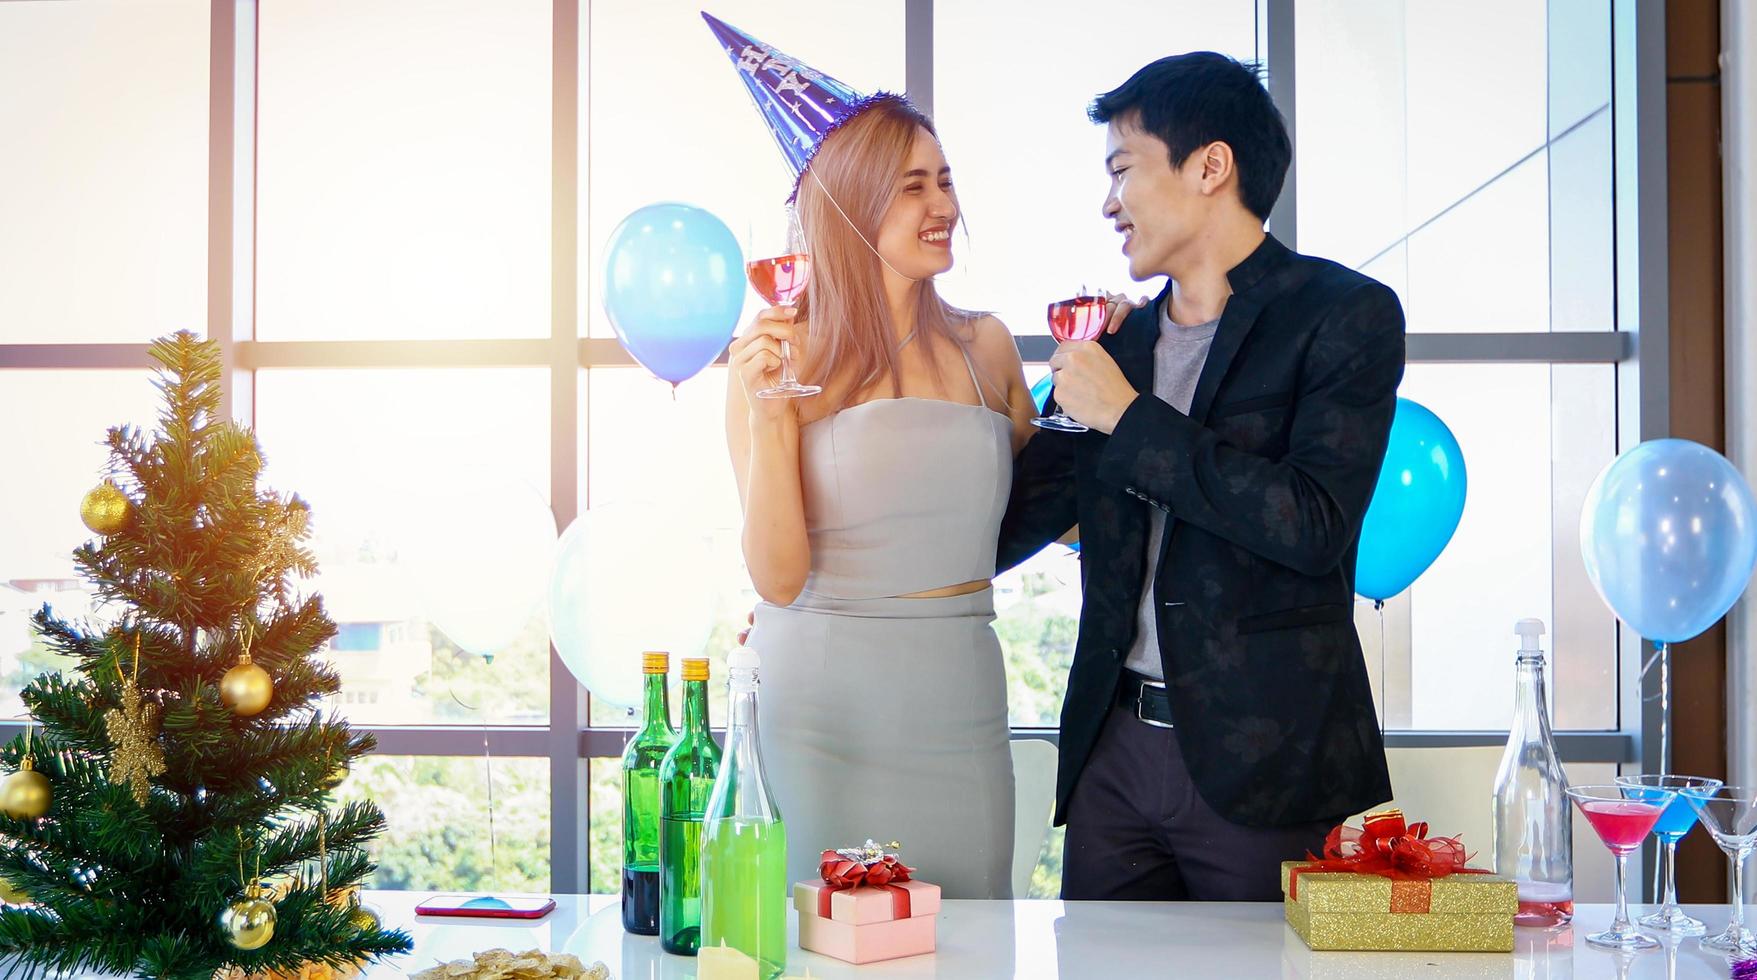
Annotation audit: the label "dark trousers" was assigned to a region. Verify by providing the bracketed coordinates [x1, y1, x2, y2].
[1061, 701, 1334, 901]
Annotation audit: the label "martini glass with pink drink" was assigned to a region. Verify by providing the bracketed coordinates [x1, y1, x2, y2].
[1615, 773, 1721, 934]
[1567, 783, 1675, 950]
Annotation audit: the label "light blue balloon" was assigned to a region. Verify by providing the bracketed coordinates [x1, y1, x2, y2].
[602, 203, 744, 385]
[1355, 398, 1468, 602]
[1579, 438, 1757, 643]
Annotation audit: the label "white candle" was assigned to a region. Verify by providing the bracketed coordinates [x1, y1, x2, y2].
[697, 941, 759, 980]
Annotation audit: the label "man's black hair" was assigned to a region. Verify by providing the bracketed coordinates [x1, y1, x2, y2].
[1090, 52, 1291, 222]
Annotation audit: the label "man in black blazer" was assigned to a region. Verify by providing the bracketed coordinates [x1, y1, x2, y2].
[999, 52, 1403, 901]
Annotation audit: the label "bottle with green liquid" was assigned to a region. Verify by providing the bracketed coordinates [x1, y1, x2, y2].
[701, 646, 787, 979]
[659, 656, 721, 955]
[621, 650, 677, 935]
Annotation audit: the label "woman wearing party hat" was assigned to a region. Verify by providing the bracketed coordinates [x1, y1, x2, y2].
[710, 11, 1037, 899]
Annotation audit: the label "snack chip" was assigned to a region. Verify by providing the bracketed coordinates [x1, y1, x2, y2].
[409, 949, 607, 980]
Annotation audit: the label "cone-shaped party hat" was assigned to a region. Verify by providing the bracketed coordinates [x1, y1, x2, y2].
[703, 10, 911, 200]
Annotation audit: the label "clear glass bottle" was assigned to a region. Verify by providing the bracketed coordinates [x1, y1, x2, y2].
[700, 646, 787, 979]
[1491, 619, 1573, 926]
[659, 657, 721, 955]
[621, 651, 677, 935]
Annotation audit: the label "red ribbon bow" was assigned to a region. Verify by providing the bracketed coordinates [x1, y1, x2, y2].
[815, 844, 920, 921]
[818, 849, 915, 890]
[1289, 809, 1481, 904]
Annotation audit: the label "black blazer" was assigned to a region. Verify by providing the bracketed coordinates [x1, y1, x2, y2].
[999, 234, 1402, 829]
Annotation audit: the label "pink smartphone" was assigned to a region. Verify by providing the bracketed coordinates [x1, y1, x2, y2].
[414, 894, 556, 919]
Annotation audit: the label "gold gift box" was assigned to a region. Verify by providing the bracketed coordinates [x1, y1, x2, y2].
[1280, 861, 1517, 953]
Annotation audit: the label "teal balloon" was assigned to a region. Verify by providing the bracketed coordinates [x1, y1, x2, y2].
[1355, 398, 1467, 602]
[602, 203, 744, 385]
[1579, 438, 1757, 643]
[1033, 373, 1080, 556]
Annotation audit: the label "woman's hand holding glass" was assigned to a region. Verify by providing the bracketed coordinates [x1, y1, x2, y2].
[1103, 291, 1150, 334]
[729, 307, 806, 425]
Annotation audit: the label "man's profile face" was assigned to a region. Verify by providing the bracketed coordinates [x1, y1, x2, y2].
[1102, 117, 1212, 282]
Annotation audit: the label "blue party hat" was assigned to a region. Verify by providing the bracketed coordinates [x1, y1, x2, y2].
[703, 10, 908, 200]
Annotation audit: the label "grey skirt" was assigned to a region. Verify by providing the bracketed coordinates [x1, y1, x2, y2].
[747, 588, 1016, 899]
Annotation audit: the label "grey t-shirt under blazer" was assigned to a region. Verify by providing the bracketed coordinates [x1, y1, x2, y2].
[1122, 304, 1219, 680]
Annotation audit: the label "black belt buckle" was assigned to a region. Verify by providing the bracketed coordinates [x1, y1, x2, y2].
[1132, 677, 1174, 729]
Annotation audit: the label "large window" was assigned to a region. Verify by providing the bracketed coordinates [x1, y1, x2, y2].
[0, 0, 209, 343]
[0, 372, 161, 714]
[253, 369, 554, 726]
[1298, 0, 1621, 732]
[0, 0, 1655, 900]
[255, 0, 553, 341]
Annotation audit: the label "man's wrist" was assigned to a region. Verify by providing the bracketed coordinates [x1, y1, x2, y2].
[1093, 391, 1141, 435]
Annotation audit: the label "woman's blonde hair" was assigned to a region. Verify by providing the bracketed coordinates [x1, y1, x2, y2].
[793, 97, 980, 409]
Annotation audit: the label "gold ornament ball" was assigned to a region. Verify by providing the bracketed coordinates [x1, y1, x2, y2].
[79, 481, 132, 536]
[219, 891, 277, 950]
[220, 660, 274, 716]
[0, 764, 52, 820]
[0, 877, 30, 905]
[347, 901, 381, 933]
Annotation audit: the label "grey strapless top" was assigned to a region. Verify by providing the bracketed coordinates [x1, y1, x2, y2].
[798, 344, 1012, 600]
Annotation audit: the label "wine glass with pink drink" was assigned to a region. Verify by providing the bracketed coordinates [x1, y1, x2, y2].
[1566, 783, 1676, 950]
[746, 207, 821, 399]
[1032, 290, 1109, 433]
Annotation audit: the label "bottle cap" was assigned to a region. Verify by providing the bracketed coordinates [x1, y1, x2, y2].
[1514, 619, 1546, 653]
[682, 658, 709, 682]
[727, 646, 760, 671]
[642, 651, 670, 674]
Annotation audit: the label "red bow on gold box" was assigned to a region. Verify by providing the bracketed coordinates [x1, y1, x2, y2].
[1279, 809, 1517, 952]
[1288, 809, 1488, 914]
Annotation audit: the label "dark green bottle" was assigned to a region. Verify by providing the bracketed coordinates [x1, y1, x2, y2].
[622, 651, 677, 935]
[659, 657, 722, 955]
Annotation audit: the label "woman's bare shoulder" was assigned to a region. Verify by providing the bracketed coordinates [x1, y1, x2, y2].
[964, 313, 1023, 369]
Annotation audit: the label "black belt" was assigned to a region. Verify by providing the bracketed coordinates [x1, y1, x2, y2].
[1115, 669, 1174, 728]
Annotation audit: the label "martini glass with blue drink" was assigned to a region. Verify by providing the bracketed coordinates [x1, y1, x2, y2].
[1616, 774, 1723, 935]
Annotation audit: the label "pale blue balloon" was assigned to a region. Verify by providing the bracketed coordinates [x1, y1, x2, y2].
[1579, 438, 1757, 643]
[602, 203, 744, 385]
[1355, 398, 1468, 602]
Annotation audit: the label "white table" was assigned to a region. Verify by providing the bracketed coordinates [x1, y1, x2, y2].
[359, 891, 1754, 979]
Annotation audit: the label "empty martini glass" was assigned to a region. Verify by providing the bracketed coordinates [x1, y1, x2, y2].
[1680, 784, 1757, 954]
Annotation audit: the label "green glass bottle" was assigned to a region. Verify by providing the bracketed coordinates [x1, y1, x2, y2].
[701, 646, 787, 979]
[659, 657, 722, 955]
[621, 650, 677, 935]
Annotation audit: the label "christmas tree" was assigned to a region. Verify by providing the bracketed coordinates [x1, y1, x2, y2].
[0, 332, 413, 977]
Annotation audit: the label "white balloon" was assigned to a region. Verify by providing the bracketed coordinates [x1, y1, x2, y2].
[399, 473, 558, 657]
[549, 502, 718, 709]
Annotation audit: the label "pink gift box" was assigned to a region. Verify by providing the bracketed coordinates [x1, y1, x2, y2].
[792, 881, 940, 964]
[797, 910, 935, 964]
